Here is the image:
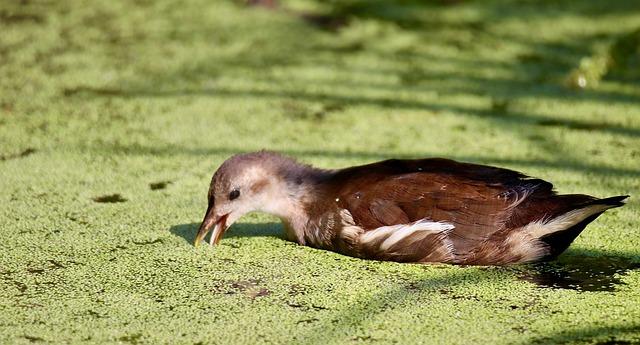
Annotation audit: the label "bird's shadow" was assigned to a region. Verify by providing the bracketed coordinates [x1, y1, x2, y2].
[170, 221, 640, 343]
[169, 221, 640, 293]
[169, 221, 285, 245]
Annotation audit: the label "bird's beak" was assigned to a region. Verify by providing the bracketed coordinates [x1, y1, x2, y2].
[194, 205, 230, 247]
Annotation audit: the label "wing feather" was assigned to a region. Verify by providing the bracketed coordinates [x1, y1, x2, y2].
[332, 158, 555, 256]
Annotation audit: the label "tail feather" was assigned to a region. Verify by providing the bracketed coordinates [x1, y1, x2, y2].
[537, 195, 628, 259]
[583, 195, 629, 208]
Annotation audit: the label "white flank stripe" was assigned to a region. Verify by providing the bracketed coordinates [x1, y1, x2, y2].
[360, 219, 455, 251]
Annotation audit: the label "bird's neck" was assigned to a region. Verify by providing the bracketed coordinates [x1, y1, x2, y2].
[260, 164, 334, 244]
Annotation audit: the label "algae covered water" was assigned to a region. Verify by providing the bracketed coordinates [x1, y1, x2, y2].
[1, 0, 639, 344]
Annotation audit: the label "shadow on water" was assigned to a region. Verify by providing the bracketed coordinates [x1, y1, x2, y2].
[0, 148, 37, 161]
[149, 180, 172, 190]
[518, 249, 640, 292]
[169, 222, 284, 245]
[92, 194, 127, 203]
[173, 219, 640, 293]
[172, 220, 640, 343]
[90, 142, 640, 178]
[65, 86, 640, 139]
[284, 248, 640, 345]
[528, 324, 640, 345]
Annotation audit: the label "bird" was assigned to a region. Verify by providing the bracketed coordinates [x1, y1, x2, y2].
[194, 151, 628, 265]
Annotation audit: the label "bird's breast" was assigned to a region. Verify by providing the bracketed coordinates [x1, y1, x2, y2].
[300, 209, 363, 255]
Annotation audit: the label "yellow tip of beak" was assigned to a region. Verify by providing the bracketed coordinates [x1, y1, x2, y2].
[194, 213, 228, 248]
[194, 230, 207, 248]
[194, 233, 208, 247]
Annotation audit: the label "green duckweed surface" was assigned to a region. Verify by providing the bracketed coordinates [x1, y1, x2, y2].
[1, 0, 639, 344]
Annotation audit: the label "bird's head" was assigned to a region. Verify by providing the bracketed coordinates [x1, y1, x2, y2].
[194, 151, 314, 247]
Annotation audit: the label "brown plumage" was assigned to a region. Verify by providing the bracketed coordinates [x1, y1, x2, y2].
[194, 151, 628, 265]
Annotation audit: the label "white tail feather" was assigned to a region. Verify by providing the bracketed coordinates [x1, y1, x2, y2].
[524, 204, 610, 238]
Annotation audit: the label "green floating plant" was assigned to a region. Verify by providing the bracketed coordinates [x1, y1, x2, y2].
[565, 27, 640, 90]
[564, 50, 610, 90]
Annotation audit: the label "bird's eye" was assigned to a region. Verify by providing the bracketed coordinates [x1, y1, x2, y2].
[229, 189, 240, 201]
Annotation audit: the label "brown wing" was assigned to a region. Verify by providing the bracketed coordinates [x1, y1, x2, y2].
[331, 158, 556, 257]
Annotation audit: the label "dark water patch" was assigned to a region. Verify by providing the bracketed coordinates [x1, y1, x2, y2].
[209, 279, 230, 294]
[323, 102, 344, 114]
[594, 339, 634, 345]
[610, 140, 627, 148]
[608, 27, 640, 81]
[491, 98, 510, 113]
[18, 302, 44, 308]
[63, 86, 126, 97]
[12, 280, 28, 293]
[511, 326, 528, 334]
[527, 134, 546, 142]
[231, 279, 259, 290]
[439, 289, 481, 301]
[47, 260, 65, 269]
[517, 52, 545, 63]
[399, 66, 430, 85]
[324, 41, 365, 53]
[281, 101, 342, 121]
[301, 12, 349, 31]
[0, 148, 36, 161]
[119, 333, 142, 344]
[43, 229, 61, 238]
[453, 124, 467, 132]
[23, 335, 44, 342]
[248, 288, 271, 299]
[536, 119, 607, 131]
[0, 11, 44, 24]
[288, 284, 307, 296]
[87, 310, 104, 318]
[519, 255, 640, 292]
[1, 273, 27, 294]
[227, 279, 271, 299]
[149, 180, 172, 190]
[66, 213, 90, 225]
[530, 324, 640, 345]
[246, 0, 277, 8]
[310, 304, 328, 311]
[109, 245, 128, 252]
[287, 302, 329, 311]
[26, 268, 45, 274]
[352, 335, 378, 342]
[287, 302, 304, 309]
[132, 238, 163, 245]
[0, 101, 10, 114]
[92, 194, 127, 203]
